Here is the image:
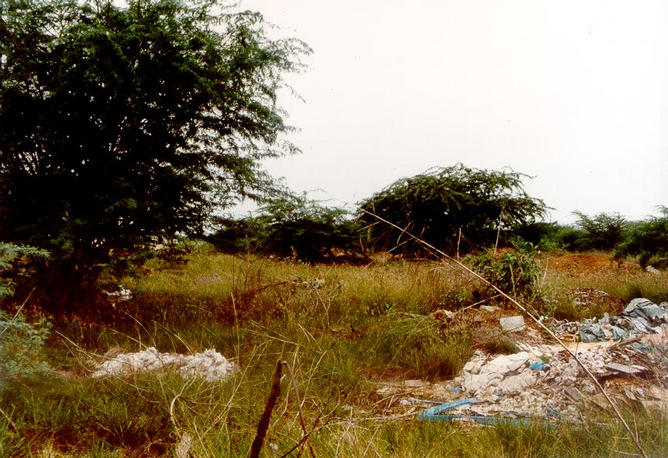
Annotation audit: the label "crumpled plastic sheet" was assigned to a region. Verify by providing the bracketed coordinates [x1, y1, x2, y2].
[579, 298, 668, 343]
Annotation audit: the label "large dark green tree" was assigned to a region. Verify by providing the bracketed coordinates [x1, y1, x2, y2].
[358, 164, 547, 255]
[0, 0, 309, 276]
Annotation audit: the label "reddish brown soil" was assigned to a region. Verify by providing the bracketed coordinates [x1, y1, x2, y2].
[544, 252, 641, 275]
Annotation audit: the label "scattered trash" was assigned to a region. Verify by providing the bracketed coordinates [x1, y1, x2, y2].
[624, 298, 667, 322]
[417, 397, 552, 427]
[563, 386, 584, 402]
[645, 265, 660, 275]
[455, 351, 537, 396]
[604, 362, 646, 376]
[530, 361, 545, 370]
[500, 316, 525, 332]
[92, 347, 238, 381]
[430, 309, 457, 320]
[378, 298, 668, 427]
[381, 331, 668, 421]
[175, 433, 193, 458]
[544, 298, 668, 343]
[400, 397, 444, 406]
[480, 305, 501, 313]
[104, 285, 133, 301]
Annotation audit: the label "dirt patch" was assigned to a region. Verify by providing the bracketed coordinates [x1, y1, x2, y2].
[544, 253, 641, 275]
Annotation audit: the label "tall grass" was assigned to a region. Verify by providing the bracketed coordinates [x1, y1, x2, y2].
[2, 250, 667, 455]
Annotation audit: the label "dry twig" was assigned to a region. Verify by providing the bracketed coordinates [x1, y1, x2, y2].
[250, 359, 286, 458]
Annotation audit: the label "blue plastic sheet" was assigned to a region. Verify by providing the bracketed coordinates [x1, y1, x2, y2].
[417, 398, 554, 428]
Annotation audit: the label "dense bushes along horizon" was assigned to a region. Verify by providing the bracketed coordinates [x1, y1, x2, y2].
[209, 190, 667, 267]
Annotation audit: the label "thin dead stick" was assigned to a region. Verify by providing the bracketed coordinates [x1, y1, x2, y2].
[360, 208, 648, 458]
[285, 354, 316, 457]
[250, 360, 286, 458]
[361, 423, 383, 458]
[169, 381, 191, 430]
[231, 293, 242, 362]
[456, 227, 462, 259]
[0, 287, 36, 338]
[0, 406, 18, 431]
[12, 287, 36, 320]
[278, 414, 325, 458]
[452, 293, 503, 316]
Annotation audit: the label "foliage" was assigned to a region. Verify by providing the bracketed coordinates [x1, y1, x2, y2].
[211, 193, 359, 262]
[467, 239, 541, 301]
[0, 243, 52, 382]
[549, 225, 587, 251]
[0, 0, 309, 273]
[570, 212, 628, 251]
[513, 221, 561, 250]
[0, 242, 49, 300]
[357, 164, 547, 256]
[616, 207, 668, 268]
[0, 311, 51, 381]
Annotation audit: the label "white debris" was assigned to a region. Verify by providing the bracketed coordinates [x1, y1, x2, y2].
[178, 349, 238, 382]
[448, 332, 668, 418]
[499, 315, 525, 332]
[645, 265, 660, 275]
[480, 305, 501, 313]
[456, 351, 535, 395]
[104, 285, 133, 301]
[92, 347, 238, 381]
[175, 433, 193, 458]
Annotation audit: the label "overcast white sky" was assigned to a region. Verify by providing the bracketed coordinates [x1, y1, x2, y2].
[241, 0, 667, 223]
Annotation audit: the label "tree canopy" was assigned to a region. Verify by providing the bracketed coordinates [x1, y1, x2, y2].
[210, 192, 357, 263]
[0, 0, 309, 270]
[358, 164, 547, 256]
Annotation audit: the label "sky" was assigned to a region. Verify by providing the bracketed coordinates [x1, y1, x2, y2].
[241, 0, 667, 224]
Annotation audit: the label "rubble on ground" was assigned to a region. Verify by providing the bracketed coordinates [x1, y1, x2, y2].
[499, 316, 525, 332]
[92, 347, 238, 381]
[377, 297, 668, 424]
[103, 285, 133, 301]
[448, 333, 667, 417]
[544, 298, 668, 343]
[645, 265, 661, 275]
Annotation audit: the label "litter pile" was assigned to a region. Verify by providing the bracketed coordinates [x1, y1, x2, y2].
[448, 333, 668, 420]
[92, 347, 238, 382]
[545, 298, 668, 342]
[378, 298, 668, 425]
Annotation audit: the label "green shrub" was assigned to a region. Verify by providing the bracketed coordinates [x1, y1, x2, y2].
[616, 207, 668, 268]
[357, 164, 546, 256]
[467, 240, 541, 301]
[211, 193, 359, 263]
[0, 311, 51, 381]
[0, 242, 50, 300]
[572, 212, 628, 251]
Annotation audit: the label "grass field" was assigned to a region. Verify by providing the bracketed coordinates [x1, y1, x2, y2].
[1, 247, 667, 456]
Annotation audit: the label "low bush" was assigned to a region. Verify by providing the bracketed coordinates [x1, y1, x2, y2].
[616, 207, 668, 268]
[0, 311, 51, 381]
[467, 239, 541, 302]
[210, 193, 359, 263]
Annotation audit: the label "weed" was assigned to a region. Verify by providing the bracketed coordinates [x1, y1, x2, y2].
[480, 337, 520, 355]
[2, 249, 667, 455]
[0, 311, 51, 381]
